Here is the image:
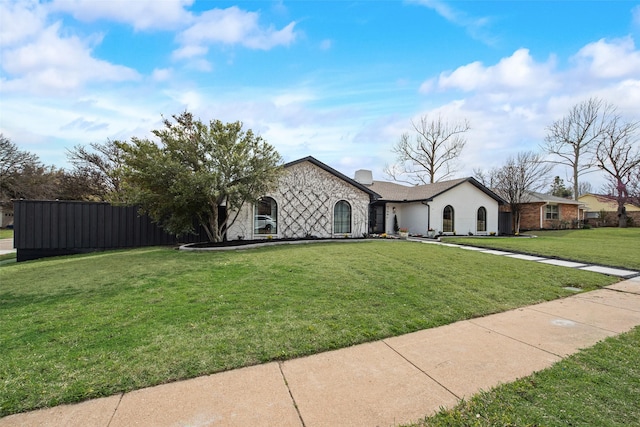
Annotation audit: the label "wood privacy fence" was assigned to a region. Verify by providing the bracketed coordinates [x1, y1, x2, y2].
[13, 200, 209, 262]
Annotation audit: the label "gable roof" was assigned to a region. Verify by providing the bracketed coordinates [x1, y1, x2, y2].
[368, 177, 505, 204]
[578, 193, 640, 210]
[284, 156, 381, 199]
[522, 192, 583, 205]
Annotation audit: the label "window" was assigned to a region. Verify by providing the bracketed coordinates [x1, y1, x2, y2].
[254, 197, 277, 234]
[443, 205, 454, 233]
[334, 200, 351, 234]
[477, 207, 487, 232]
[545, 205, 559, 220]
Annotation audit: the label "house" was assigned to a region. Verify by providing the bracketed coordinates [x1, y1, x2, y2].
[361, 175, 505, 236]
[578, 193, 640, 226]
[0, 205, 14, 228]
[517, 192, 584, 230]
[227, 157, 506, 239]
[226, 157, 380, 240]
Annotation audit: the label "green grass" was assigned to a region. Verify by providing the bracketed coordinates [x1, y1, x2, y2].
[0, 241, 616, 416]
[409, 325, 640, 427]
[447, 228, 640, 270]
[0, 229, 12, 239]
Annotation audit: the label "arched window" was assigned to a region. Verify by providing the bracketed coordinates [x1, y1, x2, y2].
[477, 207, 487, 232]
[443, 205, 454, 233]
[254, 197, 277, 234]
[334, 200, 351, 234]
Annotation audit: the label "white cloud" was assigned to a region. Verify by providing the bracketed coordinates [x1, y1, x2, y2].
[573, 37, 640, 79]
[434, 48, 557, 95]
[175, 6, 297, 59]
[408, 0, 497, 45]
[151, 68, 173, 82]
[1, 21, 139, 94]
[0, 0, 46, 47]
[172, 45, 208, 60]
[411, 37, 640, 186]
[48, 0, 194, 31]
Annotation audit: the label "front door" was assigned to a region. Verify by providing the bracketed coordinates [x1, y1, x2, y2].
[369, 204, 385, 234]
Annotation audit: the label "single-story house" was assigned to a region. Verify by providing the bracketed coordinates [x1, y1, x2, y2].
[518, 192, 584, 230]
[578, 193, 640, 226]
[363, 174, 506, 236]
[226, 157, 379, 240]
[226, 156, 506, 239]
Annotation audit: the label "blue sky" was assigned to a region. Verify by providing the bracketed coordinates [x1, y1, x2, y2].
[1, 0, 640, 190]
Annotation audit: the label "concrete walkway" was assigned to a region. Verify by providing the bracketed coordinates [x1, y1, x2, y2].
[414, 236, 639, 279]
[2, 276, 639, 427]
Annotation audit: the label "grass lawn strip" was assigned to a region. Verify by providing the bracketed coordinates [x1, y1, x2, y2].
[447, 228, 640, 270]
[409, 325, 640, 427]
[0, 241, 616, 416]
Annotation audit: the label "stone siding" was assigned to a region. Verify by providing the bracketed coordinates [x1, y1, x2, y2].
[227, 161, 371, 240]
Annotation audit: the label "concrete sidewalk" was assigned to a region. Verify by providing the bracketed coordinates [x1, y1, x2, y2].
[2, 277, 639, 427]
[0, 238, 14, 255]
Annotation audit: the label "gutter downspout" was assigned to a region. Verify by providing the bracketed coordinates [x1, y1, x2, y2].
[541, 203, 547, 229]
[421, 200, 431, 232]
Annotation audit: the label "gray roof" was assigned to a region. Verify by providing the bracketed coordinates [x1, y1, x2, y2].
[368, 177, 505, 204]
[523, 192, 583, 205]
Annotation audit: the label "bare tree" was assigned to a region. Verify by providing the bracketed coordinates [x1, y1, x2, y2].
[66, 140, 126, 202]
[385, 115, 469, 184]
[491, 151, 553, 234]
[1, 135, 43, 206]
[595, 114, 640, 227]
[543, 98, 612, 200]
[577, 181, 593, 197]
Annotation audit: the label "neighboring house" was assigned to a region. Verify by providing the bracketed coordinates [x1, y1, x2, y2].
[226, 156, 507, 239]
[517, 192, 583, 230]
[226, 157, 380, 240]
[578, 193, 640, 226]
[0, 205, 14, 228]
[362, 175, 506, 236]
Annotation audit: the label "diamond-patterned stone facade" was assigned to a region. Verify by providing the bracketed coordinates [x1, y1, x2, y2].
[227, 161, 371, 240]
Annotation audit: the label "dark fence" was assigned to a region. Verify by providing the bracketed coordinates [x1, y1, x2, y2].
[498, 211, 512, 235]
[13, 200, 209, 262]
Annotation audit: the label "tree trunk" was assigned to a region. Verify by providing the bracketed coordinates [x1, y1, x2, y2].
[618, 204, 627, 228]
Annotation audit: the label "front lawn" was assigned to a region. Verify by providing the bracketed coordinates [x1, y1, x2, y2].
[411, 325, 640, 427]
[0, 229, 12, 240]
[0, 241, 616, 416]
[447, 228, 640, 270]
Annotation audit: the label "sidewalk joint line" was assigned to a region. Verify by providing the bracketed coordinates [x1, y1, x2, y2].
[573, 290, 640, 313]
[601, 286, 640, 297]
[278, 361, 307, 427]
[382, 340, 461, 401]
[467, 318, 564, 359]
[106, 392, 124, 427]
